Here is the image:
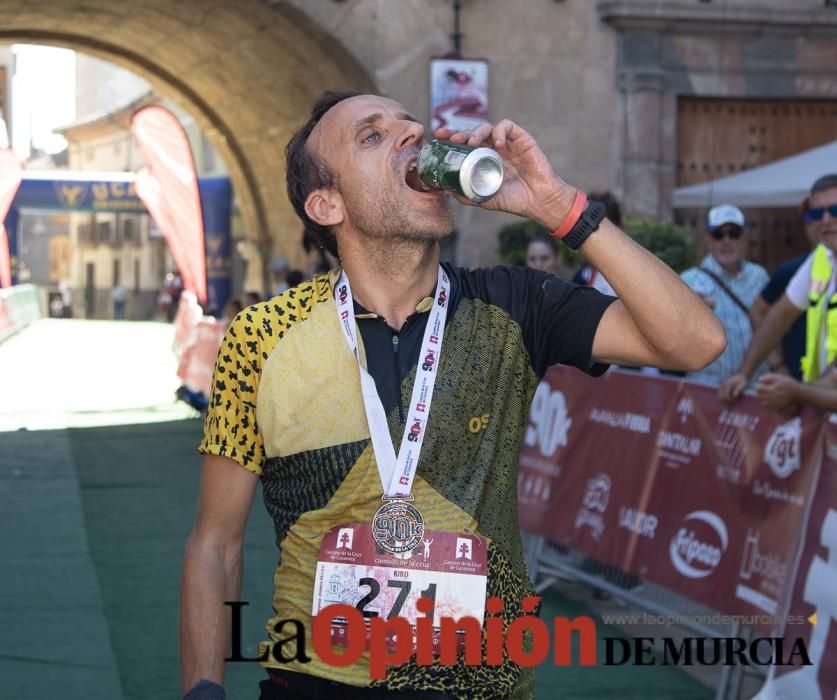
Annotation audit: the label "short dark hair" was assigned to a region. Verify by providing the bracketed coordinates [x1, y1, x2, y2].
[285, 89, 367, 258]
[528, 234, 558, 254]
[589, 191, 622, 227]
[811, 174, 837, 196]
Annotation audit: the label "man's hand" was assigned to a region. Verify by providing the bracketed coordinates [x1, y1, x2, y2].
[719, 373, 748, 403]
[755, 372, 801, 411]
[432, 121, 574, 229]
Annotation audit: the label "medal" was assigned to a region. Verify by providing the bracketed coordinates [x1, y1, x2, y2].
[335, 266, 450, 554]
[371, 498, 425, 555]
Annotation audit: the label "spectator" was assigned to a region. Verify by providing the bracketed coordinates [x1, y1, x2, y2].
[749, 198, 819, 380]
[271, 257, 290, 295]
[681, 204, 768, 386]
[756, 363, 837, 413]
[525, 234, 559, 274]
[243, 291, 261, 307]
[720, 174, 837, 401]
[112, 284, 127, 320]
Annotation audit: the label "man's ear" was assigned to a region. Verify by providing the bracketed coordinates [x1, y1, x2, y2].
[305, 189, 344, 228]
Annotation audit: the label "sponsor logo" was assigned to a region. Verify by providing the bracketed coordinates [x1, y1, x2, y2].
[658, 431, 702, 456]
[738, 529, 786, 585]
[589, 408, 651, 434]
[676, 397, 694, 424]
[575, 474, 611, 540]
[336, 527, 354, 551]
[455, 537, 473, 560]
[525, 382, 572, 457]
[670, 511, 728, 579]
[618, 506, 658, 539]
[752, 480, 805, 507]
[437, 288, 447, 306]
[468, 413, 490, 433]
[406, 419, 423, 443]
[421, 350, 436, 372]
[719, 409, 760, 432]
[764, 418, 801, 479]
[337, 284, 348, 305]
[517, 472, 553, 504]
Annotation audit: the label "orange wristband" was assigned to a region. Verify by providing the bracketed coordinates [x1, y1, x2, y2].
[551, 190, 588, 239]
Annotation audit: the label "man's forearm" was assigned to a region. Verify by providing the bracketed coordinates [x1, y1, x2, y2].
[795, 382, 837, 411]
[739, 304, 798, 379]
[180, 534, 243, 694]
[580, 220, 724, 368]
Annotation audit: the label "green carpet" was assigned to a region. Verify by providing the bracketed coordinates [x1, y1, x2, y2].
[0, 417, 712, 699]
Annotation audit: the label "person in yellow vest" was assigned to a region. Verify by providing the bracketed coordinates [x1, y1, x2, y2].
[720, 174, 837, 402]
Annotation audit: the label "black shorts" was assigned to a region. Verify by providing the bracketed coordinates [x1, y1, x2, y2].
[258, 670, 453, 699]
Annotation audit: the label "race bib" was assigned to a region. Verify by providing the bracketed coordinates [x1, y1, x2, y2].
[312, 524, 488, 652]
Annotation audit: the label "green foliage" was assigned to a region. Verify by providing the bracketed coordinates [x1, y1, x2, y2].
[623, 214, 698, 273]
[497, 219, 550, 266]
[496, 214, 698, 274]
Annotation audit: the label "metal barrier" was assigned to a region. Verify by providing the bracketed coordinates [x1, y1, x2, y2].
[0, 284, 42, 343]
[522, 531, 766, 699]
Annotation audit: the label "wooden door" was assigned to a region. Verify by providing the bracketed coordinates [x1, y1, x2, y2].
[675, 97, 837, 272]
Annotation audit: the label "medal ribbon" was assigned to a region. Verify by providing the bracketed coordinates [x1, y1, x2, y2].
[334, 266, 450, 498]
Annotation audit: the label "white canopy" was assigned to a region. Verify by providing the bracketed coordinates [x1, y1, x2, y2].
[672, 140, 837, 208]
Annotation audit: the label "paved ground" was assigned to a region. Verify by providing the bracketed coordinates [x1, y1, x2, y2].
[0, 320, 712, 699]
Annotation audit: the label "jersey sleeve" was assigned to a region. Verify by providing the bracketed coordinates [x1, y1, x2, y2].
[460, 265, 617, 378]
[785, 253, 815, 311]
[198, 311, 266, 475]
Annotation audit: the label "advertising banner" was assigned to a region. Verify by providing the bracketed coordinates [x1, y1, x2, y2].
[518, 368, 824, 622]
[132, 106, 207, 303]
[755, 417, 837, 699]
[429, 58, 489, 132]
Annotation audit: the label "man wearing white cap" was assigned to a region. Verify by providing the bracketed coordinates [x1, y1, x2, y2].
[680, 204, 769, 386]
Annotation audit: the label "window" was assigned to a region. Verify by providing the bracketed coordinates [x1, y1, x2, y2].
[121, 215, 140, 245]
[113, 259, 121, 287]
[78, 215, 97, 246]
[98, 220, 113, 245]
[134, 259, 140, 292]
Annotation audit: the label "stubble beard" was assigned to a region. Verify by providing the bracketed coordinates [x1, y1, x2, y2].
[350, 185, 456, 247]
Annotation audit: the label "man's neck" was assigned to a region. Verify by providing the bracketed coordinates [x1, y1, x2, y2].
[712, 255, 742, 277]
[341, 239, 441, 331]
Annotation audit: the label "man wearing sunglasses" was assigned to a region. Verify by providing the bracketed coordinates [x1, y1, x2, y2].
[720, 174, 837, 404]
[681, 204, 769, 386]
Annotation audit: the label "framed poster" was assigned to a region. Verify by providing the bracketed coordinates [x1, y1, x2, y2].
[429, 58, 489, 132]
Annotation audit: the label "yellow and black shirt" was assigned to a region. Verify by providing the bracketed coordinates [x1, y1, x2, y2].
[198, 263, 615, 699]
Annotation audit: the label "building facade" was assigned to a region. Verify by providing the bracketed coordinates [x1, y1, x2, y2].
[50, 53, 229, 319]
[290, 0, 837, 270]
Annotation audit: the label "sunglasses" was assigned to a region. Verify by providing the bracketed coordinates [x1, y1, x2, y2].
[805, 205, 837, 222]
[710, 227, 743, 241]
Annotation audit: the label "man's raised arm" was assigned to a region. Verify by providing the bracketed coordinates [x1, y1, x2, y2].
[180, 455, 259, 697]
[579, 221, 727, 371]
[718, 295, 803, 402]
[435, 119, 726, 372]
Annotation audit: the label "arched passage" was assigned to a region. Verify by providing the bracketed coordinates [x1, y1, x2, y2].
[0, 0, 373, 277]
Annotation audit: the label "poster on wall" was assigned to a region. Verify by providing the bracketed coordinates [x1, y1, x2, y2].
[429, 58, 489, 132]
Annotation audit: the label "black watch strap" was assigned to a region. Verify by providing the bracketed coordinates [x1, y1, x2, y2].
[562, 200, 607, 250]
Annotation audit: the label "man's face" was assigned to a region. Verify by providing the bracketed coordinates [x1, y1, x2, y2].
[808, 186, 837, 254]
[707, 223, 745, 269]
[308, 95, 454, 242]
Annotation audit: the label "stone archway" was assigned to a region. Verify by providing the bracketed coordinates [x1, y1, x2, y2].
[0, 0, 373, 277]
